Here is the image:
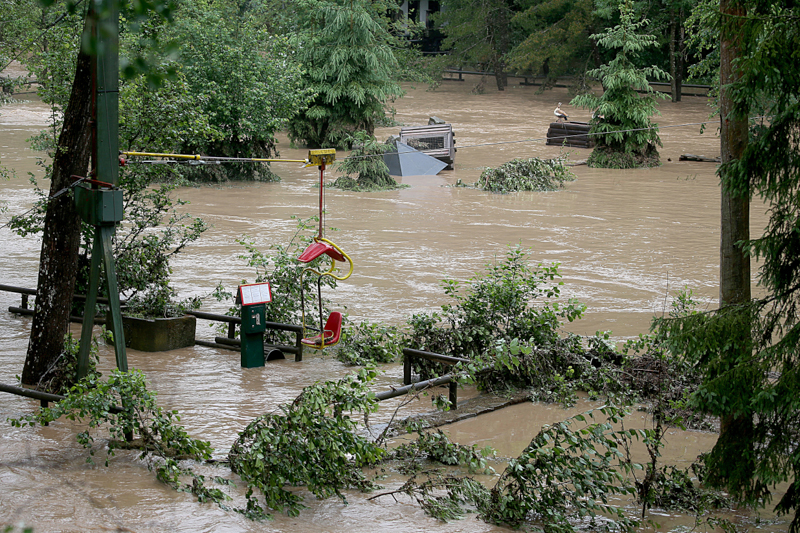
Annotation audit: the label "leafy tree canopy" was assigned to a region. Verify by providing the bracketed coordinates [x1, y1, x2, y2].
[508, 0, 597, 81]
[287, 0, 403, 149]
[570, 0, 669, 168]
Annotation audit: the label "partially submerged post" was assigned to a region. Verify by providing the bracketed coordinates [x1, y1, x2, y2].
[76, 0, 127, 378]
[238, 282, 273, 368]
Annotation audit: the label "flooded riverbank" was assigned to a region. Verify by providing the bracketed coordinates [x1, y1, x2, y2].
[0, 77, 784, 532]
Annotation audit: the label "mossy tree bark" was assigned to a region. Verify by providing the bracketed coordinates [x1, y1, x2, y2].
[711, 0, 755, 496]
[21, 42, 92, 387]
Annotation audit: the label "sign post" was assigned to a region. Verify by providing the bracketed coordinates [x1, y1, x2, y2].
[238, 282, 272, 368]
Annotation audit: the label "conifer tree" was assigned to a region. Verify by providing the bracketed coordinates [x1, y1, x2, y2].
[659, 2, 800, 529]
[288, 0, 403, 149]
[570, 0, 670, 168]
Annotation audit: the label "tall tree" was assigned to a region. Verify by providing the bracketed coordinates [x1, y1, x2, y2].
[287, 0, 403, 148]
[170, 0, 312, 180]
[432, 0, 516, 91]
[15, 0, 175, 388]
[660, 1, 800, 528]
[21, 38, 91, 387]
[508, 0, 597, 83]
[570, 0, 670, 169]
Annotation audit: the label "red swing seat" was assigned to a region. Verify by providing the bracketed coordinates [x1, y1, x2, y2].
[298, 241, 346, 263]
[301, 311, 343, 348]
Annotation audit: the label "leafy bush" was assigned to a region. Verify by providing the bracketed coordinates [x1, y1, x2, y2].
[336, 321, 403, 365]
[569, 0, 668, 169]
[219, 216, 337, 345]
[9, 370, 215, 491]
[586, 145, 660, 169]
[459, 334, 625, 406]
[228, 367, 384, 518]
[642, 464, 730, 513]
[32, 333, 100, 395]
[404, 245, 585, 378]
[375, 406, 646, 531]
[480, 405, 642, 532]
[472, 157, 576, 193]
[391, 427, 495, 474]
[332, 131, 402, 191]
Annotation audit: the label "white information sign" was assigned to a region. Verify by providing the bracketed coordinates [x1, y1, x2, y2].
[239, 282, 273, 306]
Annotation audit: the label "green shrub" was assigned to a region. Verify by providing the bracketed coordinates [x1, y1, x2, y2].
[404, 245, 585, 378]
[474, 157, 576, 193]
[228, 367, 384, 518]
[336, 321, 402, 365]
[331, 131, 402, 191]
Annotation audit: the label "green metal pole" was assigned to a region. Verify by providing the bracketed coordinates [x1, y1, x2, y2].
[76, 0, 126, 379]
[100, 224, 127, 371]
[76, 229, 103, 379]
[95, 0, 119, 187]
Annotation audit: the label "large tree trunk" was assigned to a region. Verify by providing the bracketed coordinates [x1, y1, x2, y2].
[712, 0, 755, 496]
[21, 42, 92, 387]
[719, 0, 750, 308]
[669, 9, 684, 102]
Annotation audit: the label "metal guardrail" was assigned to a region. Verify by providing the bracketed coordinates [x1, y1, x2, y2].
[0, 283, 115, 324]
[186, 310, 305, 361]
[0, 284, 305, 360]
[399, 348, 470, 409]
[440, 69, 711, 96]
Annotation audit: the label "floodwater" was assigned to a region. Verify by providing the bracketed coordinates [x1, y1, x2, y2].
[0, 75, 785, 532]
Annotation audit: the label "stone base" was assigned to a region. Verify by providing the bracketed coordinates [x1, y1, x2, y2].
[121, 315, 196, 352]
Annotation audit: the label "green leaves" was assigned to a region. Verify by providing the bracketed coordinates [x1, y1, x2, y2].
[332, 131, 401, 191]
[405, 244, 585, 370]
[475, 156, 576, 193]
[228, 367, 384, 518]
[288, 0, 403, 148]
[570, 0, 669, 169]
[336, 321, 403, 366]
[482, 406, 641, 532]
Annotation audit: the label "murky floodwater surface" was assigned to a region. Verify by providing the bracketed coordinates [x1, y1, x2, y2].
[0, 78, 784, 531]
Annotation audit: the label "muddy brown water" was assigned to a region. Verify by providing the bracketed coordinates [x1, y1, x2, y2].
[0, 76, 786, 531]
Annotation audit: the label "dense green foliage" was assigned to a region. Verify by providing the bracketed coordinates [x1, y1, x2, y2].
[336, 321, 403, 365]
[8, 370, 217, 493]
[405, 245, 585, 377]
[471, 157, 576, 192]
[377, 406, 648, 531]
[228, 367, 384, 518]
[508, 0, 597, 83]
[331, 131, 401, 190]
[167, 0, 312, 181]
[287, 0, 403, 148]
[431, 0, 516, 91]
[483, 405, 641, 531]
[391, 427, 495, 472]
[570, 0, 669, 168]
[655, 2, 800, 530]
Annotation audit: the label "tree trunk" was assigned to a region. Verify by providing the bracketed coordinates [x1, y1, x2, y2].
[488, 0, 510, 91]
[719, 0, 750, 308]
[21, 39, 92, 387]
[712, 0, 754, 496]
[669, 10, 683, 102]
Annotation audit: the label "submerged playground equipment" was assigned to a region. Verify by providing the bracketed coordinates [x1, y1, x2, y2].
[296, 149, 353, 351]
[398, 122, 456, 169]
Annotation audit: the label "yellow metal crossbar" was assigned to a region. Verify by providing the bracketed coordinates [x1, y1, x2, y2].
[121, 149, 338, 166]
[120, 151, 309, 163]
